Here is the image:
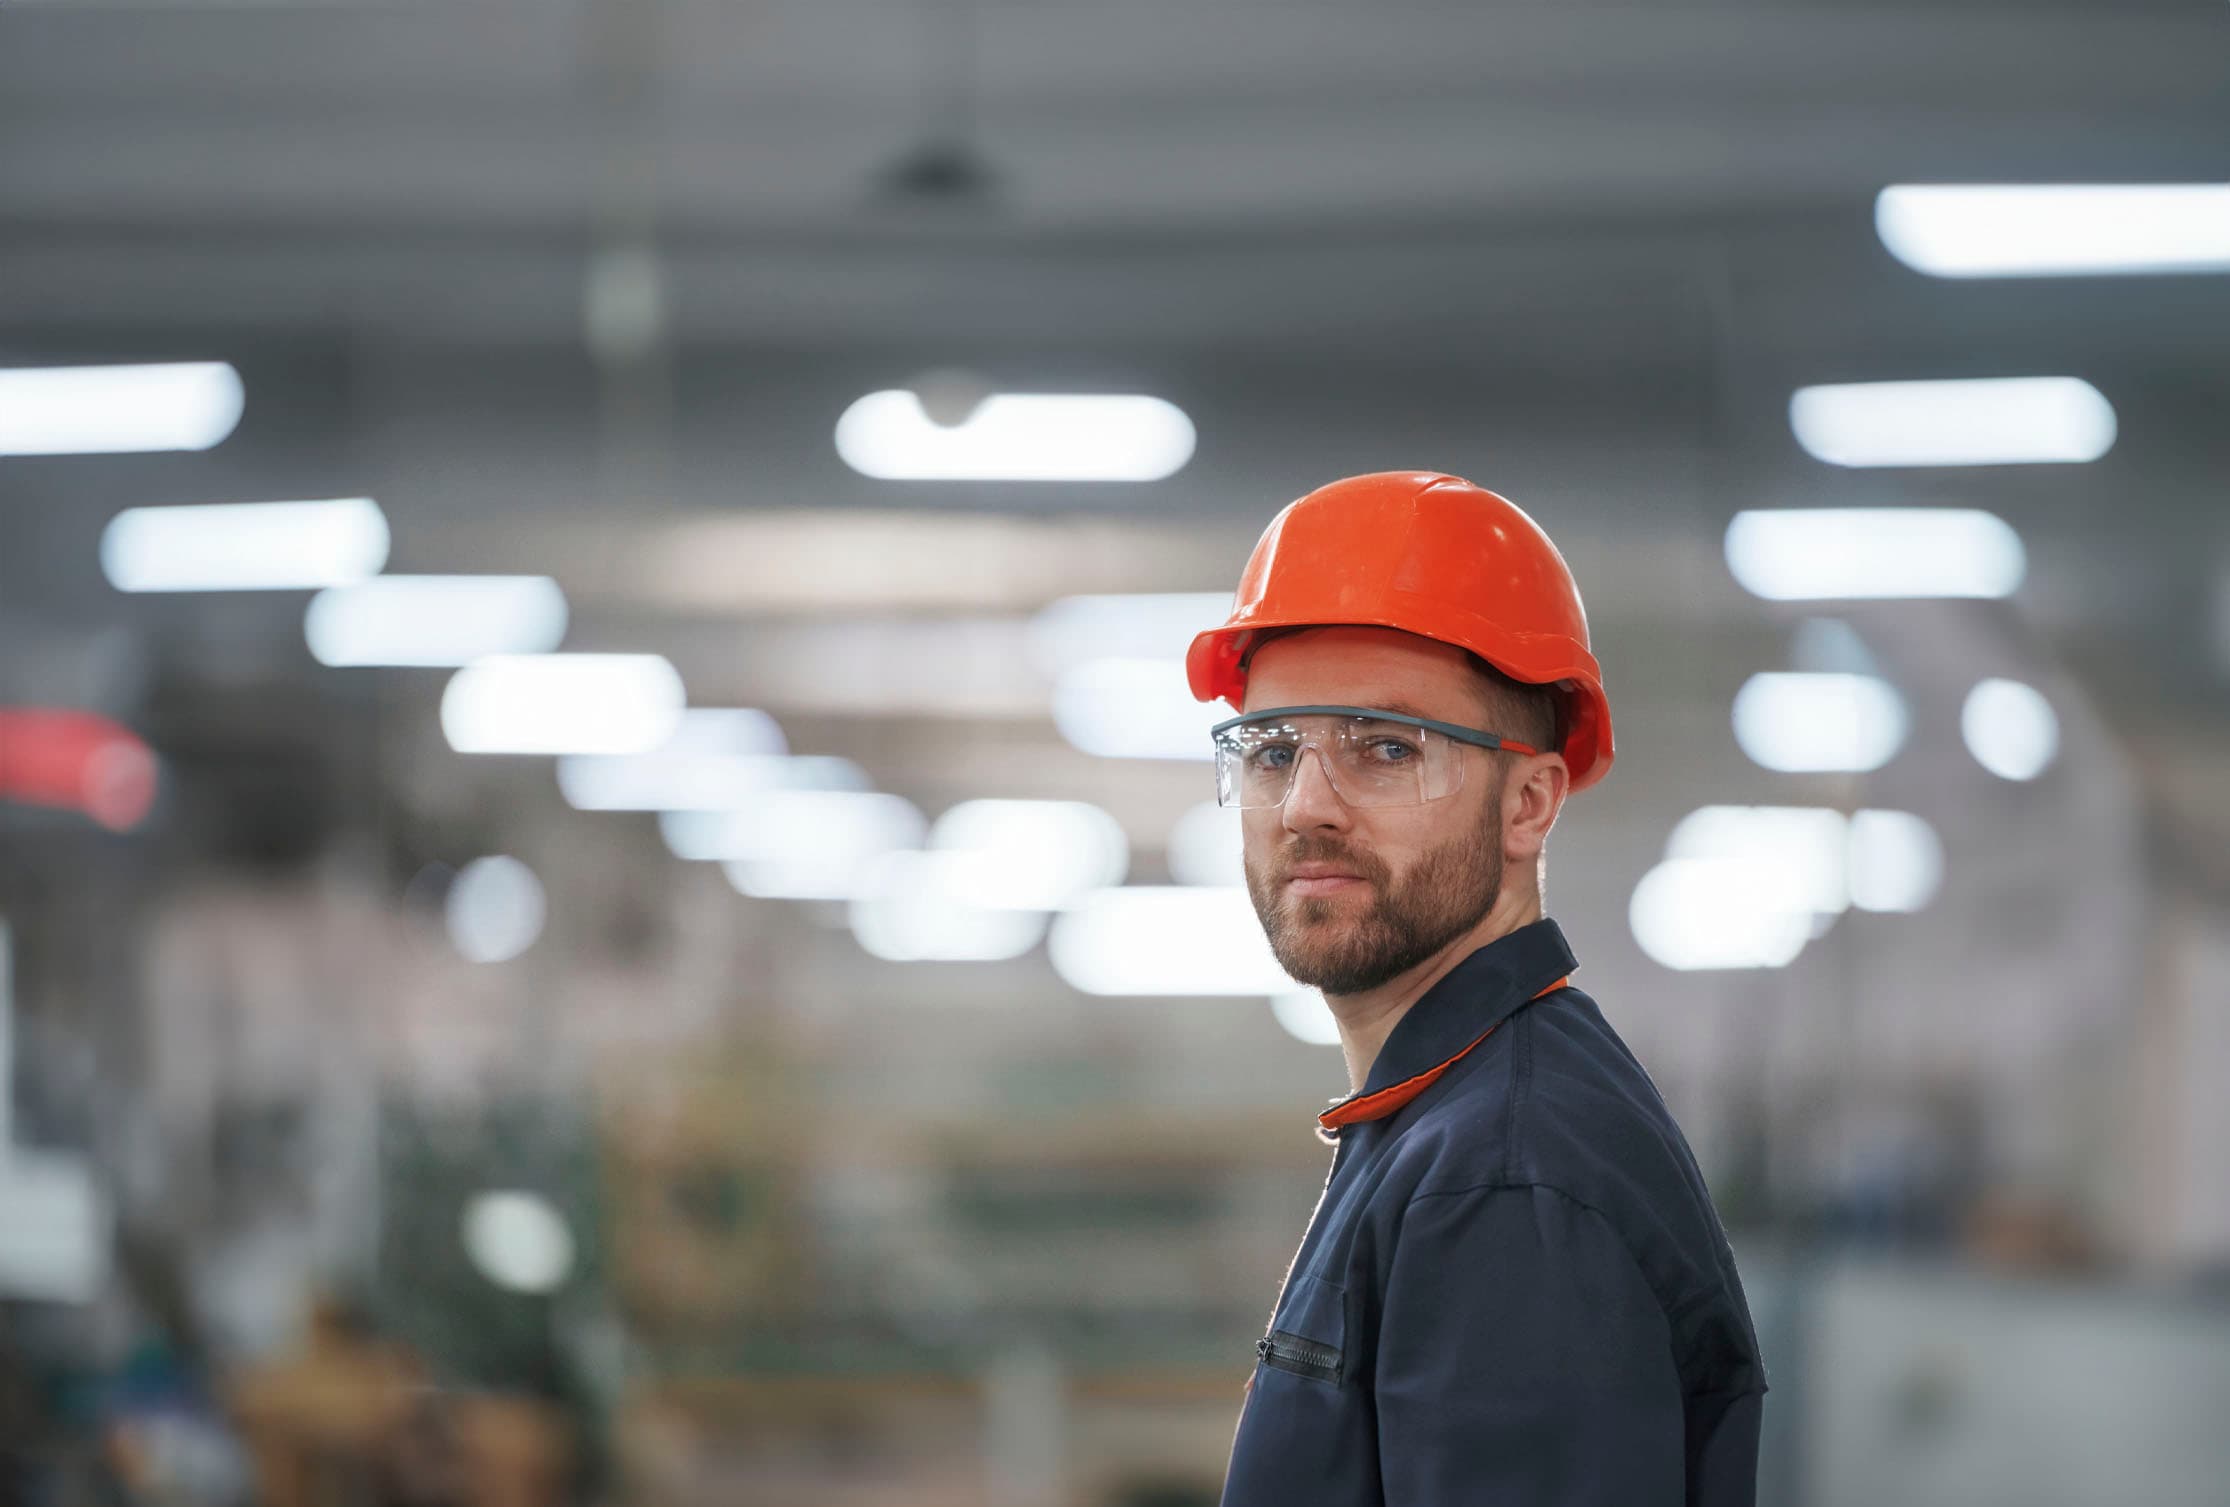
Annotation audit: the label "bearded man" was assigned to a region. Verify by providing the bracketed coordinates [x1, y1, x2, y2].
[1192, 472, 1766, 1507]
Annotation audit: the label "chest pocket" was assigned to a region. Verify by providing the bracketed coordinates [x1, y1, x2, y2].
[1230, 1275, 1364, 1507]
[1225, 1270, 1373, 1505]
[1258, 1271, 1346, 1385]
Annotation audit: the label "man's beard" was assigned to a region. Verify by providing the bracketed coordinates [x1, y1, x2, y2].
[1245, 809, 1505, 997]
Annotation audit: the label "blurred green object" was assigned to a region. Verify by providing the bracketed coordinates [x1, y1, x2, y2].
[373, 1097, 600, 1394]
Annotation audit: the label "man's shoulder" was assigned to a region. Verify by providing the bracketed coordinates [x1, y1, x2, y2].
[1401, 986, 1685, 1184]
[1512, 985, 1702, 1191]
[1363, 987, 1767, 1398]
[1400, 987, 1739, 1296]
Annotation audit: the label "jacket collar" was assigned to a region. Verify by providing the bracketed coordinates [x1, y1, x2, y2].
[1317, 918, 1577, 1133]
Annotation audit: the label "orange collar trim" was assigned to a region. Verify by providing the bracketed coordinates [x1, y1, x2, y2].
[1317, 977, 1569, 1131]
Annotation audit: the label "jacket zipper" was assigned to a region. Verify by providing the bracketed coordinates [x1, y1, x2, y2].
[1256, 1330, 1341, 1383]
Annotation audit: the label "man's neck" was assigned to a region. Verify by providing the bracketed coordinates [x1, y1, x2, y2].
[1327, 890, 1543, 1095]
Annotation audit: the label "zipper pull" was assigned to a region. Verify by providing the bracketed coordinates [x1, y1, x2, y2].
[1255, 1337, 1273, 1360]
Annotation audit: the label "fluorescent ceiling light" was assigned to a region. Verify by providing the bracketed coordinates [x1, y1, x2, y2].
[306, 575, 567, 667]
[0, 361, 243, 457]
[558, 710, 821, 812]
[650, 707, 787, 757]
[1053, 657, 1220, 761]
[1877, 184, 2230, 278]
[1961, 677, 2059, 781]
[1166, 801, 1245, 888]
[1726, 509, 2025, 601]
[1049, 887, 1295, 996]
[718, 791, 926, 901]
[1667, 806, 1851, 918]
[927, 799, 1129, 911]
[1029, 593, 1232, 672]
[1271, 989, 1342, 1046]
[564, 752, 853, 812]
[444, 856, 547, 963]
[101, 497, 389, 593]
[1629, 859, 1813, 972]
[1789, 378, 2115, 467]
[441, 654, 684, 756]
[848, 851, 1050, 962]
[645, 762, 881, 850]
[835, 390, 1195, 481]
[1846, 810, 1944, 913]
[1666, 804, 1942, 920]
[1733, 672, 1908, 773]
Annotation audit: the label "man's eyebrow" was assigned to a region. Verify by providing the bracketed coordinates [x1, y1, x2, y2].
[1357, 699, 1448, 724]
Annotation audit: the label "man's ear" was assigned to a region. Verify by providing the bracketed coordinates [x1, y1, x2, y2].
[1502, 753, 1569, 862]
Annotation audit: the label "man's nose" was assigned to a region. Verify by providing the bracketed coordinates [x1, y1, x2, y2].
[1281, 745, 1350, 832]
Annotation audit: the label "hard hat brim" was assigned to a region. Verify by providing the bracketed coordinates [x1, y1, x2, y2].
[1186, 616, 1614, 791]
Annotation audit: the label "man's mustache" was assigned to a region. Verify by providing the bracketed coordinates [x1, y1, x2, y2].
[1265, 837, 1388, 887]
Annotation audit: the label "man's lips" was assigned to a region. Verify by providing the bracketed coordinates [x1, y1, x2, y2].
[1285, 862, 1367, 897]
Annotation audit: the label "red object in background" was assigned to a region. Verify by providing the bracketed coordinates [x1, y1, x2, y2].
[0, 708, 159, 831]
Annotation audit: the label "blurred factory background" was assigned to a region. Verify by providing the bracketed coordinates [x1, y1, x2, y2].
[3, 3, 2230, 1504]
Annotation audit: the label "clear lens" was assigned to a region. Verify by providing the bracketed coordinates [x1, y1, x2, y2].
[1213, 714, 1466, 809]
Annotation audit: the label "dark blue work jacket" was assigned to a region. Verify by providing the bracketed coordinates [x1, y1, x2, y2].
[1222, 918, 1765, 1506]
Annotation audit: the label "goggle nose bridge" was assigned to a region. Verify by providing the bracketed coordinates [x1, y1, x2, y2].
[1214, 709, 1475, 811]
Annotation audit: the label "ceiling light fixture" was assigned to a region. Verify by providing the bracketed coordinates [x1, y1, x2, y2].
[0, 362, 243, 456]
[1961, 678, 2060, 781]
[836, 390, 1195, 482]
[1049, 887, 1295, 996]
[306, 576, 568, 667]
[102, 498, 389, 593]
[1877, 184, 2230, 278]
[1732, 672, 1908, 774]
[1726, 509, 2024, 600]
[1790, 378, 2115, 467]
[441, 654, 684, 756]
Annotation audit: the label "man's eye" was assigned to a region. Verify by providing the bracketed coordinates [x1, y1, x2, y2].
[1366, 738, 1419, 763]
[1247, 744, 1296, 771]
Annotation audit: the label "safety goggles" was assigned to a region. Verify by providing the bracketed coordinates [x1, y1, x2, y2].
[1210, 705, 1540, 810]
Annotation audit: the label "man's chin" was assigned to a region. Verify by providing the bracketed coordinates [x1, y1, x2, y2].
[1285, 885, 1371, 920]
[1270, 924, 1369, 985]
[1275, 946, 1397, 999]
[1271, 949, 1335, 991]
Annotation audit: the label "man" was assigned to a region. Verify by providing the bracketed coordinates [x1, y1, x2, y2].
[1192, 471, 1765, 1506]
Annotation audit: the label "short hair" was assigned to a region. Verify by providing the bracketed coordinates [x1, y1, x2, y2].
[1463, 651, 1562, 756]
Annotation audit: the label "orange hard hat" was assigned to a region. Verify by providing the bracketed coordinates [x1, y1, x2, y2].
[1186, 470, 1614, 790]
